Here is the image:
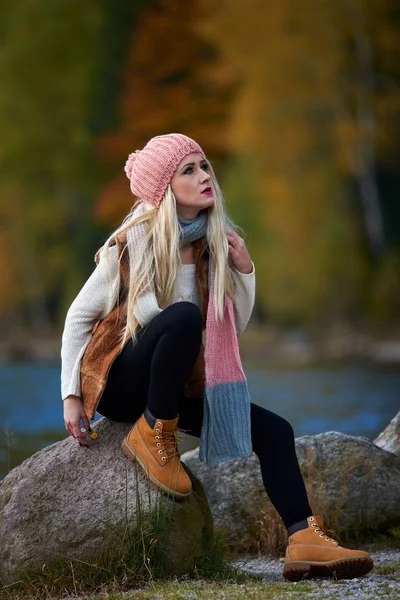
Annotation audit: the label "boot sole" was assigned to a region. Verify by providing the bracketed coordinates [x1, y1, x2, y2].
[121, 437, 192, 499]
[283, 556, 373, 581]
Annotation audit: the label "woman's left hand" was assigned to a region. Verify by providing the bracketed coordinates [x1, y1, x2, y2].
[226, 228, 253, 274]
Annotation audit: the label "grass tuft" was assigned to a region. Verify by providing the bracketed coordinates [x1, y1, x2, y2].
[372, 526, 400, 551]
[1, 517, 166, 599]
[0, 522, 260, 599]
[189, 529, 261, 584]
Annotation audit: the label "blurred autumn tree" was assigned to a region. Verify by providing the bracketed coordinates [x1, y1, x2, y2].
[201, 0, 400, 325]
[95, 0, 236, 223]
[0, 1, 142, 333]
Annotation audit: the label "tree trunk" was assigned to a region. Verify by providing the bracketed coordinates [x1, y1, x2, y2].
[348, 0, 385, 256]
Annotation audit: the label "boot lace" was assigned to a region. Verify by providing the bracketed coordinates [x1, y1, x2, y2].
[154, 426, 188, 462]
[309, 516, 339, 545]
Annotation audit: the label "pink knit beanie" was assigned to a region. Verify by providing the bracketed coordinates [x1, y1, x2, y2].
[124, 133, 205, 208]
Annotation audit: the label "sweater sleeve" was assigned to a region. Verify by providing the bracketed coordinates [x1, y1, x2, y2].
[232, 262, 256, 336]
[60, 246, 119, 400]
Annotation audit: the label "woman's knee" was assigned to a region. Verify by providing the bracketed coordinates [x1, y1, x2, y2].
[164, 302, 202, 334]
[251, 403, 295, 447]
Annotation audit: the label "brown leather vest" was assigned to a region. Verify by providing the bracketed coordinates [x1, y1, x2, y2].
[80, 236, 209, 420]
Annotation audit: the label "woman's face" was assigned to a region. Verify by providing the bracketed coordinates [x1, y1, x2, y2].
[171, 152, 214, 220]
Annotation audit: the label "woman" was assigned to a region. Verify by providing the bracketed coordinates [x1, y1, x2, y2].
[61, 133, 373, 581]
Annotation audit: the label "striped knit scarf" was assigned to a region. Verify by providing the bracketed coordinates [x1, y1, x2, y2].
[128, 204, 252, 465]
[178, 214, 252, 464]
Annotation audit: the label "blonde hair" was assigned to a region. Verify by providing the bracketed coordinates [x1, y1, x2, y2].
[97, 164, 237, 342]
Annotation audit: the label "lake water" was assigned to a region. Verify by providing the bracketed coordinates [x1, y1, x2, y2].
[1, 361, 399, 480]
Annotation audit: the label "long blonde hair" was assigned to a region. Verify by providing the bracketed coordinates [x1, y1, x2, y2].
[97, 164, 237, 341]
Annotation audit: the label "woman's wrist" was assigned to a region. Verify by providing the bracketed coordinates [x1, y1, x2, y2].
[64, 395, 82, 403]
[235, 261, 254, 275]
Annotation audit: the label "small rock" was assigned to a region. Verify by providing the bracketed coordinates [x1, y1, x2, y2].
[374, 410, 400, 456]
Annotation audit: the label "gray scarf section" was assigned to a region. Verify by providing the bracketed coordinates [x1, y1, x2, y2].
[178, 211, 208, 244]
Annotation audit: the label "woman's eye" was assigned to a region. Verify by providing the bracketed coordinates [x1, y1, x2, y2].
[201, 163, 209, 172]
[183, 166, 193, 175]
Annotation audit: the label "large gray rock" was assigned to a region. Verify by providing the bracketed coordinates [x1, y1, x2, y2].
[182, 432, 400, 554]
[374, 410, 400, 456]
[0, 419, 213, 585]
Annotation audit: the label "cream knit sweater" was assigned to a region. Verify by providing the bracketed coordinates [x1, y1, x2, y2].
[61, 245, 255, 400]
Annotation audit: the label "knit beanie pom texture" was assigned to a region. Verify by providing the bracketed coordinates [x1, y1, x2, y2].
[125, 133, 204, 208]
[124, 153, 137, 179]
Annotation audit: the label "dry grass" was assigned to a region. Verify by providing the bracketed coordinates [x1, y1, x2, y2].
[0, 527, 254, 600]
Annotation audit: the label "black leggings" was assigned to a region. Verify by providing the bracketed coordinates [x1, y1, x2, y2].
[98, 302, 312, 529]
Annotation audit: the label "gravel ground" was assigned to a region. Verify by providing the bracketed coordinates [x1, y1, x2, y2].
[232, 549, 400, 599]
[56, 549, 399, 599]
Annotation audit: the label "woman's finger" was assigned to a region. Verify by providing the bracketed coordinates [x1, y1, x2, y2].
[227, 231, 244, 246]
[229, 240, 245, 256]
[70, 420, 88, 445]
[82, 413, 90, 434]
[227, 234, 239, 249]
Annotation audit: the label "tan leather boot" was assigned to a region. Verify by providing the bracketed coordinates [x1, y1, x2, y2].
[121, 409, 192, 498]
[283, 516, 373, 581]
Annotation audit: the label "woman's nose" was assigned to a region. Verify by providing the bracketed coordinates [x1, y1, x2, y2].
[200, 170, 211, 183]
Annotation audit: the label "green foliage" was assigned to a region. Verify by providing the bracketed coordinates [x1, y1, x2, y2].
[369, 253, 400, 322]
[389, 526, 400, 541]
[373, 526, 400, 551]
[0, 1, 104, 330]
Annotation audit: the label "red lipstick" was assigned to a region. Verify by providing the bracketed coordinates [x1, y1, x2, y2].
[201, 187, 213, 195]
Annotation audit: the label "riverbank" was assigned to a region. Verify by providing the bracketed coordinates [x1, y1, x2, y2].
[1, 324, 400, 366]
[239, 324, 400, 367]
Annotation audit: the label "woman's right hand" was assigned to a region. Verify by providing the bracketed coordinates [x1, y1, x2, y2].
[63, 395, 90, 446]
